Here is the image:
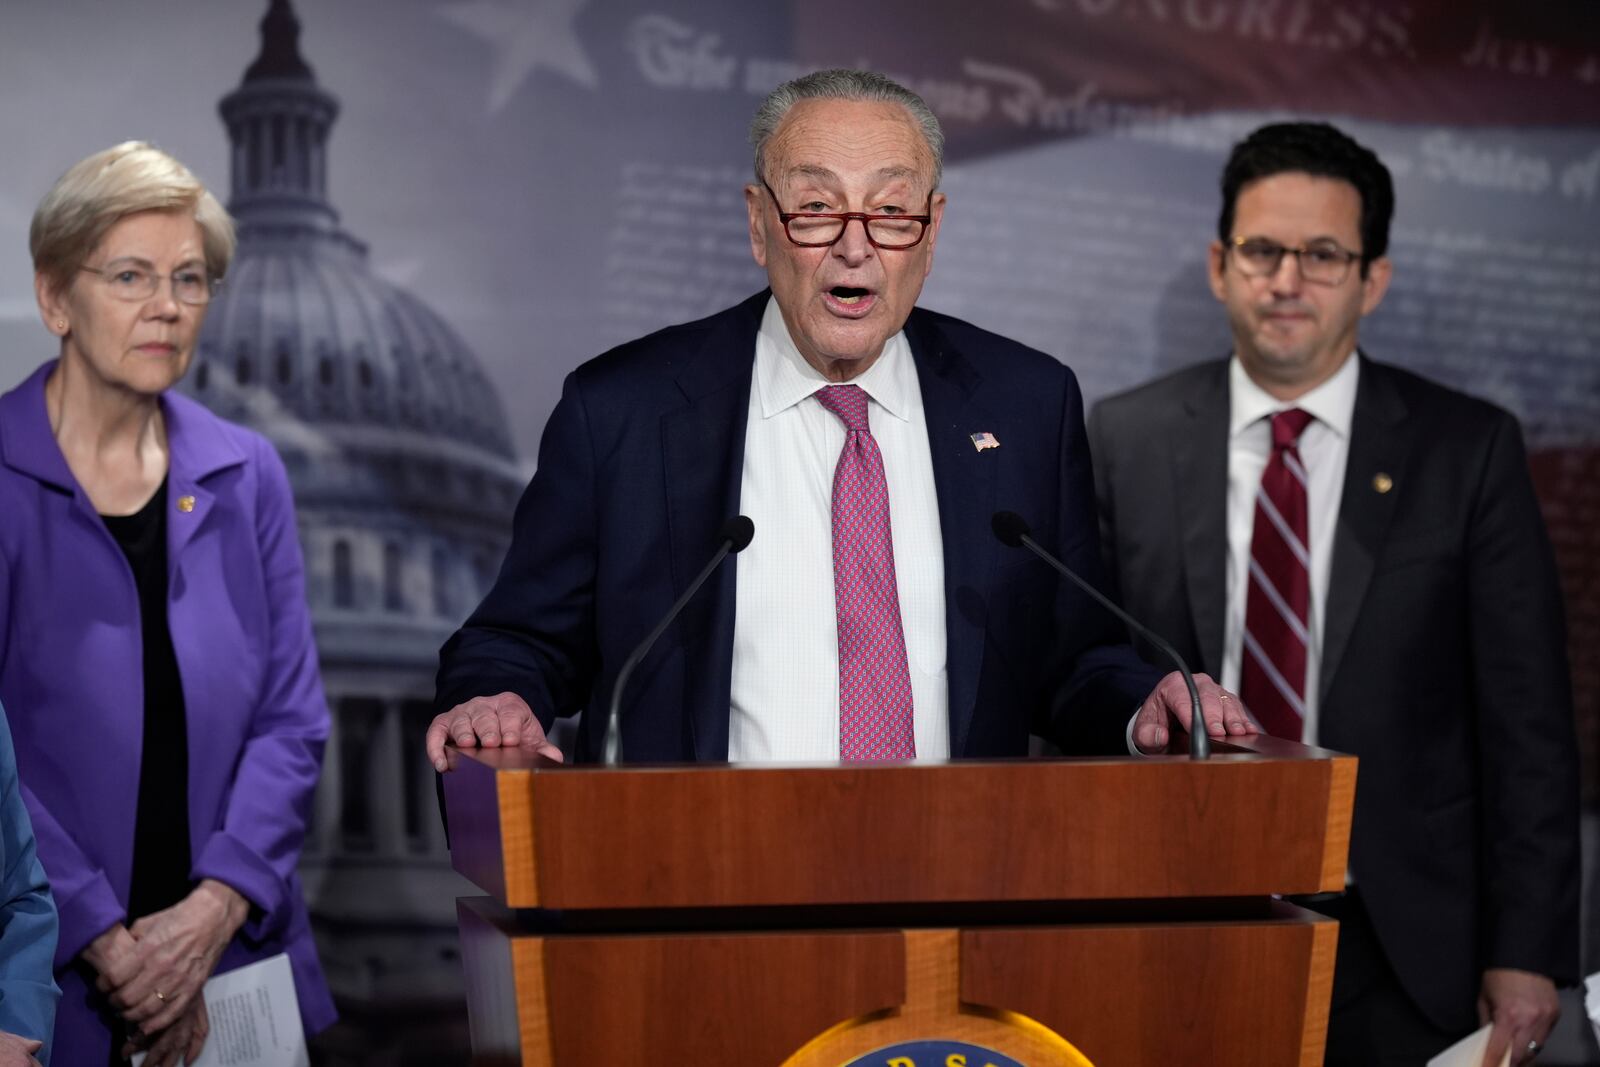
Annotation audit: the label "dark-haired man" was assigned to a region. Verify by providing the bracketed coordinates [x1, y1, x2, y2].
[1089, 122, 1579, 1066]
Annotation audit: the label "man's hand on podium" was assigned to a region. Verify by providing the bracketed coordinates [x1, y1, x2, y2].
[427, 692, 565, 771]
[1132, 671, 1256, 754]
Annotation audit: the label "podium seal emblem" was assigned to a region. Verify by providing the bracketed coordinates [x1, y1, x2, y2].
[843, 1041, 1025, 1067]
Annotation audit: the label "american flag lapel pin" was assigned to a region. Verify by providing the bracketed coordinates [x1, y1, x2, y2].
[970, 431, 1000, 452]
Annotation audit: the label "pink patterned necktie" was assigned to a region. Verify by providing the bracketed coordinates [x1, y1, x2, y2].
[815, 384, 916, 760]
[1241, 408, 1315, 740]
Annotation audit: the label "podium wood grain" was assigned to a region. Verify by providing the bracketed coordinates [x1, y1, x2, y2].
[445, 738, 1355, 1065]
[444, 738, 1354, 910]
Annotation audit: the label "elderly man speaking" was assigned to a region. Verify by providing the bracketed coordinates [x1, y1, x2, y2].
[426, 69, 1247, 767]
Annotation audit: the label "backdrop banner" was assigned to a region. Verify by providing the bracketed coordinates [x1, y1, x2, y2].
[0, 2, 1593, 1063]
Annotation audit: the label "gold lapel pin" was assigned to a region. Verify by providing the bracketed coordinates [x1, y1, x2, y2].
[1372, 473, 1393, 494]
[177, 495, 196, 513]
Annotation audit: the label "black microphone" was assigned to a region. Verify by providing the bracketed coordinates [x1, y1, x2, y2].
[602, 516, 755, 765]
[991, 510, 1209, 759]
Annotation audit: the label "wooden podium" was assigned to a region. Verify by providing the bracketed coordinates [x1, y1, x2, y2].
[445, 735, 1355, 1066]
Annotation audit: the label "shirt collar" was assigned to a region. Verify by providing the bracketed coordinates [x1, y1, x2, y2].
[1228, 350, 1360, 440]
[754, 295, 913, 422]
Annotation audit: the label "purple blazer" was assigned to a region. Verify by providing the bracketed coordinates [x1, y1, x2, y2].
[0, 362, 334, 1063]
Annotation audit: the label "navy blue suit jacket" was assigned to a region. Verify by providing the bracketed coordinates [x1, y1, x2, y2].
[438, 292, 1160, 761]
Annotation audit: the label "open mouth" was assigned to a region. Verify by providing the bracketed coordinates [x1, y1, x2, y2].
[824, 286, 876, 316]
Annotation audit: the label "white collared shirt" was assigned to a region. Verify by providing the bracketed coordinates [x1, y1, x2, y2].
[728, 297, 949, 762]
[1222, 353, 1360, 745]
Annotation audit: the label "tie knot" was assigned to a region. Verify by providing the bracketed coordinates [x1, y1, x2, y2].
[1271, 408, 1314, 449]
[816, 384, 871, 433]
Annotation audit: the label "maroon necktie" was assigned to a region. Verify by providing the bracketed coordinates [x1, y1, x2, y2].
[1241, 408, 1315, 740]
[815, 385, 916, 760]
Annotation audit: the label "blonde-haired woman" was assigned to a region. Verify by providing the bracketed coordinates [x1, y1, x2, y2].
[0, 142, 334, 1065]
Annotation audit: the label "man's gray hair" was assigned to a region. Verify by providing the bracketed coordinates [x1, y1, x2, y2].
[750, 69, 945, 191]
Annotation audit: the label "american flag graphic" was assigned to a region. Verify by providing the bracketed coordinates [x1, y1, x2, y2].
[970, 432, 1000, 452]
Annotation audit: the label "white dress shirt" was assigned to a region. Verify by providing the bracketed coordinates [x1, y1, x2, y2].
[728, 298, 949, 762]
[1222, 353, 1359, 746]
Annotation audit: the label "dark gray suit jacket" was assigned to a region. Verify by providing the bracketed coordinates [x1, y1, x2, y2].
[1087, 354, 1580, 1032]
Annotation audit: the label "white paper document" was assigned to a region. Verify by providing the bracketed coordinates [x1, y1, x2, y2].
[1426, 1023, 1510, 1067]
[131, 953, 306, 1067]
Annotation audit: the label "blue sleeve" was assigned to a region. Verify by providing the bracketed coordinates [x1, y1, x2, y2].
[1044, 367, 1164, 752]
[0, 702, 59, 1061]
[434, 370, 601, 726]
